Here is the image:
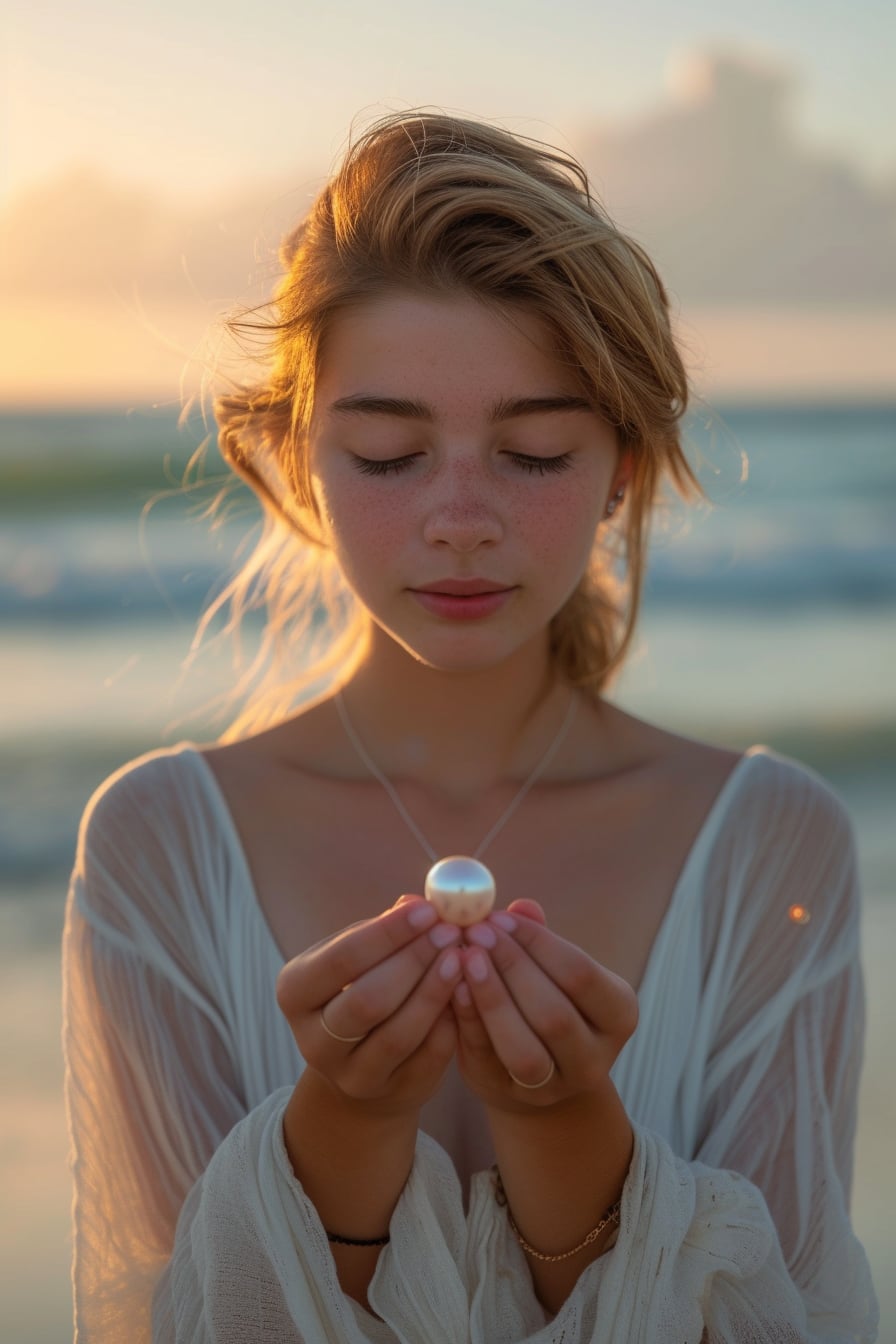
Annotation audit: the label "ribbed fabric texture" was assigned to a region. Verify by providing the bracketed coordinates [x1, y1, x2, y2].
[62, 743, 879, 1340]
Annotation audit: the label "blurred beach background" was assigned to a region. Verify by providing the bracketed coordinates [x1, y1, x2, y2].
[2, 3, 895, 1338]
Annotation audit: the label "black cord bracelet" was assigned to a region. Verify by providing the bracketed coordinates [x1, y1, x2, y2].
[326, 1230, 391, 1246]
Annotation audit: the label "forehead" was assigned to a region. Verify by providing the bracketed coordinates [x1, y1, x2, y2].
[314, 291, 584, 410]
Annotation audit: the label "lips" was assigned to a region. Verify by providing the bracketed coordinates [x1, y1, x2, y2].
[410, 588, 515, 620]
[414, 579, 512, 596]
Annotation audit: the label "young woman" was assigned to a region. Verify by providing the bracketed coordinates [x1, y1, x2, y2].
[63, 112, 878, 1340]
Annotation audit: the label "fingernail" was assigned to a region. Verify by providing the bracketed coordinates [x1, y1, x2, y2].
[407, 902, 437, 929]
[439, 949, 460, 980]
[489, 912, 517, 932]
[453, 981, 472, 1007]
[430, 922, 461, 948]
[466, 923, 497, 949]
[466, 949, 489, 982]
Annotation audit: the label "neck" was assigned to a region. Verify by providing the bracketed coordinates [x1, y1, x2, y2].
[334, 630, 573, 803]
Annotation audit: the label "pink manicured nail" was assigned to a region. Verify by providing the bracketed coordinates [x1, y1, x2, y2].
[489, 912, 517, 932]
[466, 923, 497, 949]
[440, 950, 461, 980]
[466, 949, 489, 982]
[453, 981, 472, 1007]
[407, 903, 437, 929]
[430, 923, 461, 948]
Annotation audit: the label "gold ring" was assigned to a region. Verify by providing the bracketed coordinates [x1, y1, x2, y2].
[319, 1008, 366, 1044]
[507, 1058, 556, 1089]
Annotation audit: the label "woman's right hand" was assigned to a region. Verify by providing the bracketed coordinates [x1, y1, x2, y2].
[276, 895, 465, 1119]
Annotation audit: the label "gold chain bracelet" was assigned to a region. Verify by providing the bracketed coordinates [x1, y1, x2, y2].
[491, 1166, 621, 1263]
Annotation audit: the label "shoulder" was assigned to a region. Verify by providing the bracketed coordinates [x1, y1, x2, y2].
[725, 745, 858, 857]
[634, 734, 867, 998]
[78, 742, 202, 843]
[597, 708, 747, 847]
[651, 727, 862, 898]
[617, 703, 856, 849]
[585, 698, 742, 790]
[611, 705, 859, 900]
[71, 742, 230, 945]
[711, 747, 862, 971]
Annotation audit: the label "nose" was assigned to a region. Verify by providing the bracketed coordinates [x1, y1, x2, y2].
[420, 459, 504, 551]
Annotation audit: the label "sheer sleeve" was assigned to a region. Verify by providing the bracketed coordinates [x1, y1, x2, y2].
[462, 757, 879, 1342]
[62, 755, 470, 1342]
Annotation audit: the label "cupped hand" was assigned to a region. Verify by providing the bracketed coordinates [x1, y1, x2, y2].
[276, 895, 465, 1117]
[450, 899, 639, 1112]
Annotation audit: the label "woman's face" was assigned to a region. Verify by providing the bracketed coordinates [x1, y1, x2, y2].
[307, 290, 627, 672]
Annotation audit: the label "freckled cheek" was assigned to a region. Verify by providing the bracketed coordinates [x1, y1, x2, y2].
[517, 483, 601, 570]
[324, 483, 409, 580]
[319, 477, 602, 587]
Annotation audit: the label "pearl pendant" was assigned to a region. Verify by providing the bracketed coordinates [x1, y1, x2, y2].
[425, 856, 496, 926]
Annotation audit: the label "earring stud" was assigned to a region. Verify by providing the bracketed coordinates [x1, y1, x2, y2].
[605, 488, 625, 517]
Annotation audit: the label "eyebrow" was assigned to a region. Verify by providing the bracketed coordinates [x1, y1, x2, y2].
[328, 394, 595, 421]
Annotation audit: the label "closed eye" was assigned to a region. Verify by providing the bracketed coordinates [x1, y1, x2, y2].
[350, 454, 419, 477]
[351, 452, 575, 477]
[511, 452, 575, 476]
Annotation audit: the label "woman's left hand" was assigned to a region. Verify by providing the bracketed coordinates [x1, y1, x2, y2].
[451, 899, 639, 1112]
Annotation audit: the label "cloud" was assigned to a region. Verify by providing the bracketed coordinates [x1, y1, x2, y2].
[2, 48, 894, 313]
[575, 47, 896, 305]
[2, 48, 895, 406]
[0, 163, 313, 307]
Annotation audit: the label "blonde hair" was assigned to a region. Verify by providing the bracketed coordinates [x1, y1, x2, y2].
[191, 110, 707, 742]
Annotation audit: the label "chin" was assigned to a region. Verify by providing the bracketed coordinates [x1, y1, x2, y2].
[400, 642, 515, 675]
[384, 623, 542, 676]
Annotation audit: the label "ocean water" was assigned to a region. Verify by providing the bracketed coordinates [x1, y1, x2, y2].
[1, 401, 895, 1336]
[2, 400, 894, 900]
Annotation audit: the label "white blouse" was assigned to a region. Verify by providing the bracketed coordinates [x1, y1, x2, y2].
[62, 741, 879, 1341]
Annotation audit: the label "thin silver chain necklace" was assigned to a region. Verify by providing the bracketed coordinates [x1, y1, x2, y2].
[334, 685, 578, 865]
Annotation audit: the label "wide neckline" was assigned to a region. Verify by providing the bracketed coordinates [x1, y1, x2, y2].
[176, 741, 769, 1004]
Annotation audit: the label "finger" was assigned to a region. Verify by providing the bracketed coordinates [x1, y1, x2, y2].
[323, 921, 462, 1039]
[412, 1002, 460, 1077]
[451, 977, 490, 1041]
[451, 977, 500, 1072]
[297, 894, 422, 959]
[503, 898, 547, 925]
[284, 894, 430, 970]
[460, 946, 555, 1088]
[471, 932, 595, 1072]
[346, 946, 464, 1086]
[276, 898, 440, 1014]
[470, 930, 596, 1064]
[499, 915, 638, 1036]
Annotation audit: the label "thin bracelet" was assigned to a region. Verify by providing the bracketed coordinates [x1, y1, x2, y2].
[492, 1166, 621, 1263]
[326, 1229, 391, 1247]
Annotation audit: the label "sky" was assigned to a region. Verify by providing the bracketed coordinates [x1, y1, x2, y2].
[4, 0, 895, 212]
[2, 2, 894, 406]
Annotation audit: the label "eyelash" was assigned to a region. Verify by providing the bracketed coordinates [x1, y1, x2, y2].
[351, 452, 575, 478]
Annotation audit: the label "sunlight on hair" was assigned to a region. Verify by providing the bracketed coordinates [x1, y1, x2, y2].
[159, 109, 741, 743]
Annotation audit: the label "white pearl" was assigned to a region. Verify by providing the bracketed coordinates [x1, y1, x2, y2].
[425, 856, 496, 926]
